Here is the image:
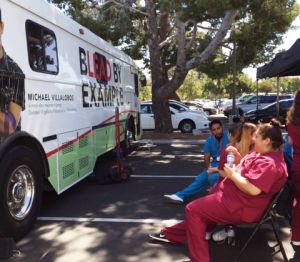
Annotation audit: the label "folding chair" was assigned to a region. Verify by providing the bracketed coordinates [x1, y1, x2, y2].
[235, 184, 289, 262]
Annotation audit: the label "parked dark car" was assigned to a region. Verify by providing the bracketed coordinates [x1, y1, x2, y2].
[243, 98, 293, 123]
[224, 94, 293, 117]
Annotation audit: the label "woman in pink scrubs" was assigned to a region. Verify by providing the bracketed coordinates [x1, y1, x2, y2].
[286, 89, 300, 262]
[150, 120, 288, 262]
[209, 122, 257, 243]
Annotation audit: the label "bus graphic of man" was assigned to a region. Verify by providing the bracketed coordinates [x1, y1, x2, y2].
[0, 8, 25, 141]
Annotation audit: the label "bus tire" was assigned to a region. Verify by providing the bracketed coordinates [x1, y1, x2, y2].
[0, 146, 43, 240]
[122, 121, 136, 155]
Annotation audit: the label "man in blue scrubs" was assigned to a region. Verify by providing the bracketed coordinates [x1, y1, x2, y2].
[164, 119, 229, 203]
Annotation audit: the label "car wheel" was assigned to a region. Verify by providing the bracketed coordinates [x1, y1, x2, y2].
[0, 146, 44, 240]
[179, 120, 195, 133]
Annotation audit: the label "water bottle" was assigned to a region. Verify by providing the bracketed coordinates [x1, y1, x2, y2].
[226, 152, 235, 168]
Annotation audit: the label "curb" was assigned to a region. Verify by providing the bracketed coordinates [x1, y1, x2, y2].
[139, 139, 205, 145]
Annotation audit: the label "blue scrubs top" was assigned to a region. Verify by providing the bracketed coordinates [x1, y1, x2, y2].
[203, 130, 229, 167]
[283, 134, 293, 174]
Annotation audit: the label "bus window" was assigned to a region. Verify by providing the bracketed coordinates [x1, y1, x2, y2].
[26, 20, 59, 74]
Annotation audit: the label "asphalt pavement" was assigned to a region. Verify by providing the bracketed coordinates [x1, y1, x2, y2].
[2, 141, 294, 262]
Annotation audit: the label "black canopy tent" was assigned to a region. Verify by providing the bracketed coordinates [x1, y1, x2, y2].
[257, 38, 300, 79]
[255, 38, 300, 119]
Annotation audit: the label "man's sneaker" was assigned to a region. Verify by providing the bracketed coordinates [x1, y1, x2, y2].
[205, 232, 212, 241]
[163, 194, 184, 204]
[149, 233, 170, 243]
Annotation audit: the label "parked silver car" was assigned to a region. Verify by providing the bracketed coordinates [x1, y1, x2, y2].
[224, 94, 293, 116]
[183, 101, 217, 115]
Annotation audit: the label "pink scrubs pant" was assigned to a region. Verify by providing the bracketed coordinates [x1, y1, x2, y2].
[292, 169, 300, 242]
[162, 193, 245, 262]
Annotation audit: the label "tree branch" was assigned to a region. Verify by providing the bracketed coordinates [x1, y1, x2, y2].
[186, 10, 238, 70]
[221, 43, 233, 51]
[197, 25, 219, 32]
[158, 13, 169, 41]
[174, 13, 187, 73]
[160, 12, 188, 98]
[145, 0, 166, 97]
[159, 34, 176, 49]
[185, 22, 197, 50]
[99, 0, 148, 16]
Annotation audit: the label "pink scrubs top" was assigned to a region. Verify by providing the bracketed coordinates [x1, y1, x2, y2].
[287, 122, 300, 171]
[217, 150, 287, 222]
[218, 146, 228, 171]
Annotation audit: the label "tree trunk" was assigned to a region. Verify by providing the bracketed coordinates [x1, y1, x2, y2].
[152, 90, 173, 133]
[145, 1, 237, 133]
[168, 91, 180, 101]
[145, 0, 173, 133]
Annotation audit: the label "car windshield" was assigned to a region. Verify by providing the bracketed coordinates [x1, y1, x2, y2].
[238, 94, 253, 103]
[241, 95, 256, 103]
[170, 101, 190, 109]
[169, 103, 186, 112]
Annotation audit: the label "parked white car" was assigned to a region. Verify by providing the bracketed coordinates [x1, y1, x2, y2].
[140, 101, 209, 133]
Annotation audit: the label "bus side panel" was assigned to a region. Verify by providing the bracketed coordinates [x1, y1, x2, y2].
[4, 0, 140, 194]
[93, 127, 111, 157]
[57, 131, 79, 190]
[78, 128, 94, 178]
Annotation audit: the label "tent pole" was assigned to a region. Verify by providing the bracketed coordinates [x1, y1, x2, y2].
[256, 78, 258, 121]
[276, 76, 280, 119]
[232, 35, 237, 117]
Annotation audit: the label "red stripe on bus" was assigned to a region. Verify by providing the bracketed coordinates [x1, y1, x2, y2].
[46, 110, 137, 158]
[99, 110, 137, 125]
[46, 129, 92, 158]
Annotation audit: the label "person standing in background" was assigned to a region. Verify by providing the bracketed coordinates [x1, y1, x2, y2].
[286, 89, 300, 262]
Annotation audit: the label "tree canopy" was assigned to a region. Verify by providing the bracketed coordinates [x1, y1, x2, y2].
[48, 0, 299, 132]
[259, 77, 300, 94]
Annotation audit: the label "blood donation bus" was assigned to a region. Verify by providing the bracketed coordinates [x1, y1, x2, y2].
[0, 0, 142, 239]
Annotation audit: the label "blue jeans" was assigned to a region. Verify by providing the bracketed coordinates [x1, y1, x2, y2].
[175, 170, 219, 201]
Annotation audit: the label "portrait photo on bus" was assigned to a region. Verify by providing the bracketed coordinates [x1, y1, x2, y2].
[0, 8, 25, 143]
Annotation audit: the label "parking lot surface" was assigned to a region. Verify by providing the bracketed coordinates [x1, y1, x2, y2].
[2, 142, 294, 262]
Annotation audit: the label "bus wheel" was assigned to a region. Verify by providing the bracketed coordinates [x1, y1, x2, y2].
[122, 122, 136, 155]
[0, 146, 43, 240]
